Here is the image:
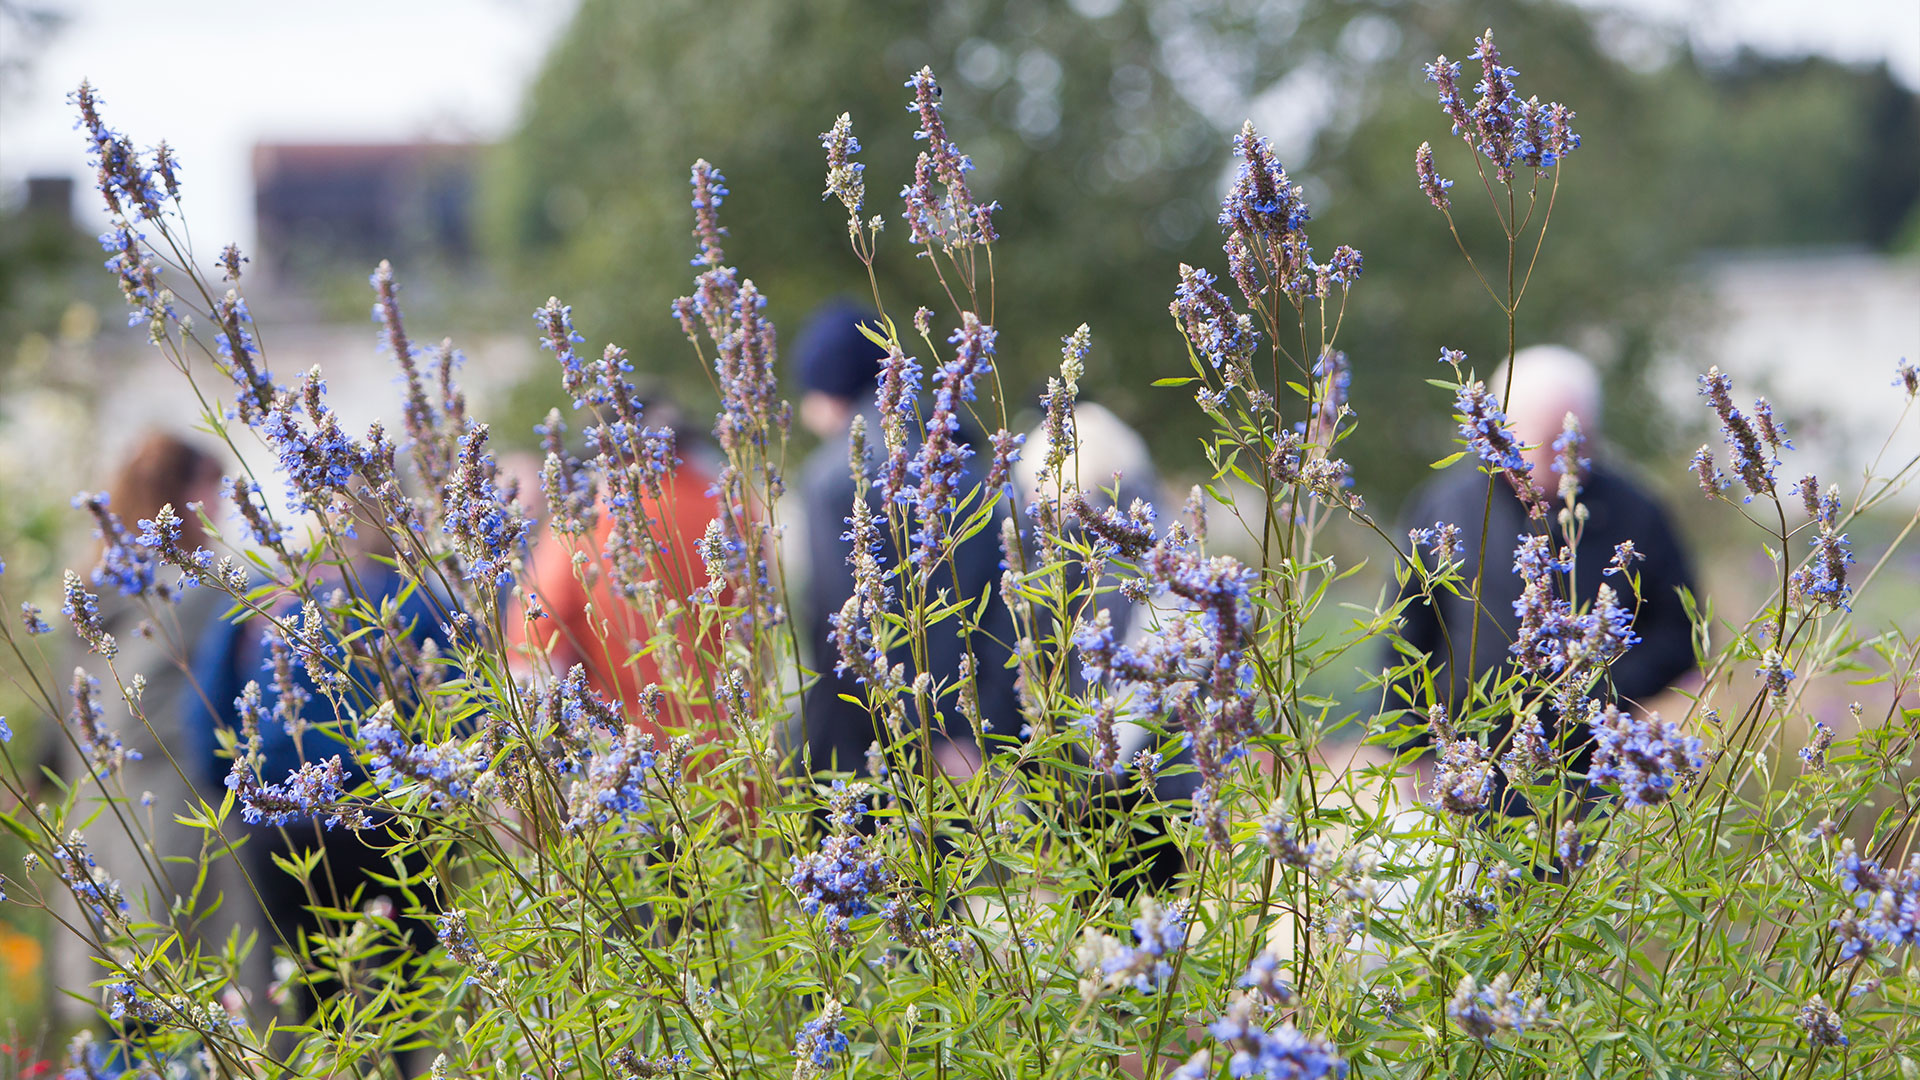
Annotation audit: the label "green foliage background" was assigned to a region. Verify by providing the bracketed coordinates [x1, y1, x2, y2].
[480, 0, 1918, 506]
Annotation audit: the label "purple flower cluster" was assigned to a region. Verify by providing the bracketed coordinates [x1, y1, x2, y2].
[1447, 973, 1546, 1044]
[67, 667, 138, 776]
[903, 313, 996, 566]
[900, 67, 997, 250]
[610, 1049, 690, 1079]
[532, 303, 680, 593]
[1423, 31, 1578, 185]
[1501, 713, 1555, 785]
[820, 112, 865, 222]
[1171, 264, 1257, 372]
[1099, 898, 1188, 995]
[1790, 480, 1852, 611]
[134, 504, 214, 590]
[258, 368, 373, 513]
[224, 682, 366, 829]
[563, 725, 658, 832]
[1454, 379, 1542, 515]
[668, 162, 786, 631]
[1430, 737, 1493, 815]
[1415, 141, 1453, 210]
[71, 83, 167, 222]
[72, 492, 157, 599]
[53, 836, 128, 923]
[1831, 843, 1919, 959]
[829, 446, 890, 684]
[1202, 995, 1347, 1079]
[1220, 121, 1310, 241]
[441, 422, 532, 589]
[60, 571, 115, 658]
[1588, 704, 1704, 809]
[1218, 122, 1331, 303]
[1075, 535, 1258, 847]
[1070, 493, 1159, 561]
[106, 980, 167, 1024]
[1509, 534, 1638, 677]
[1695, 366, 1783, 501]
[1408, 521, 1462, 563]
[793, 1000, 850, 1073]
[1257, 807, 1321, 871]
[19, 602, 51, 635]
[436, 908, 500, 982]
[260, 629, 313, 737]
[789, 833, 888, 946]
[536, 410, 598, 537]
[223, 477, 282, 547]
[98, 225, 172, 328]
[373, 261, 458, 494]
[1795, 995, 1847, 1049]
[361, 711, 480, 811]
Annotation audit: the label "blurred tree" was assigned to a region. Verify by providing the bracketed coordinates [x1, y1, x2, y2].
[485, 0, 1918, 506]
[482, 0, 1223, 443]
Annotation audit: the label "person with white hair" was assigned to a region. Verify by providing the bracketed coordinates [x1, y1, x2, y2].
[1390, 344, 1698, 810]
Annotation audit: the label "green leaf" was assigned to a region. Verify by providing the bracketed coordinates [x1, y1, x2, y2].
[1151, 376, 1198, 387]
[1430, 450, 1468, 469]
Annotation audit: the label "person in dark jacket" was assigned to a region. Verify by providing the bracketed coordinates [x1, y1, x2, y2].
[790, 300, 1020, 775]
[180, 513, 449, 1049]
[1391, 346, 1699, 805]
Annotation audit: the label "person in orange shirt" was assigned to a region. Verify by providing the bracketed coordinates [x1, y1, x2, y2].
[511, 404, 725, 742]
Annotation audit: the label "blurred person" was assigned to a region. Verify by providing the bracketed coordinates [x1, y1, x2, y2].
[1015, 399, 1196, 892]
[1013, 400, 1190, 785]
[47, 432, 267, 1027]
[1388, 345, 1699, 808]
[791, 300, 1019, 775]
[509, 395, 724, 738]
[178, 491, 448, 1056]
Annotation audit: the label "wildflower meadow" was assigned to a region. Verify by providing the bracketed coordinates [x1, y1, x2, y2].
[2, 27, 1917, 1080]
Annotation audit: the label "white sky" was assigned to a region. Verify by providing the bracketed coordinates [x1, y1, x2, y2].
[0, 0, 1914, 260]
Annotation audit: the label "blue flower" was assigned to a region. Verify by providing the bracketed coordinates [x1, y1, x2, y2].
[1833, 843, 1919, 956]
[61, 572, 115, 659]
[793, 1000, 850, 1072]
[437, 908, 501, 983]
[820, 112, 865, 217]
[1588, 704, 1704, 809]
[563, 724, 658, 832]
[1206, 996, 1347, 1078]
[688, 159, 730, 267]
[899, 67, 996, 249]
[1431, 737, 1493, 814]
[362, 711, 481, 810]
[1173, 264, 1256, 370]
[1415, 141, 1453, 209]
[73, 491, 157, 599]
[1423, 32, 1577, 183]
[1099, 897, 1188, 995]
[789, 833, 888, 946]
[442, 422, 533, 589]
[1454, 380, 1532, 477]
[1791, 482, 1853, 611]
[1447, 973, 1545, 1045]
[1698, 367, 1778, 500]
[1219, 121, 1310, 242]
[20, 602, 51, 635]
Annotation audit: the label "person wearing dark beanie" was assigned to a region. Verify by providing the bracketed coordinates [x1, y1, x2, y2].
[789, 300, 1020, 778]
[795, 298, 886, 442]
